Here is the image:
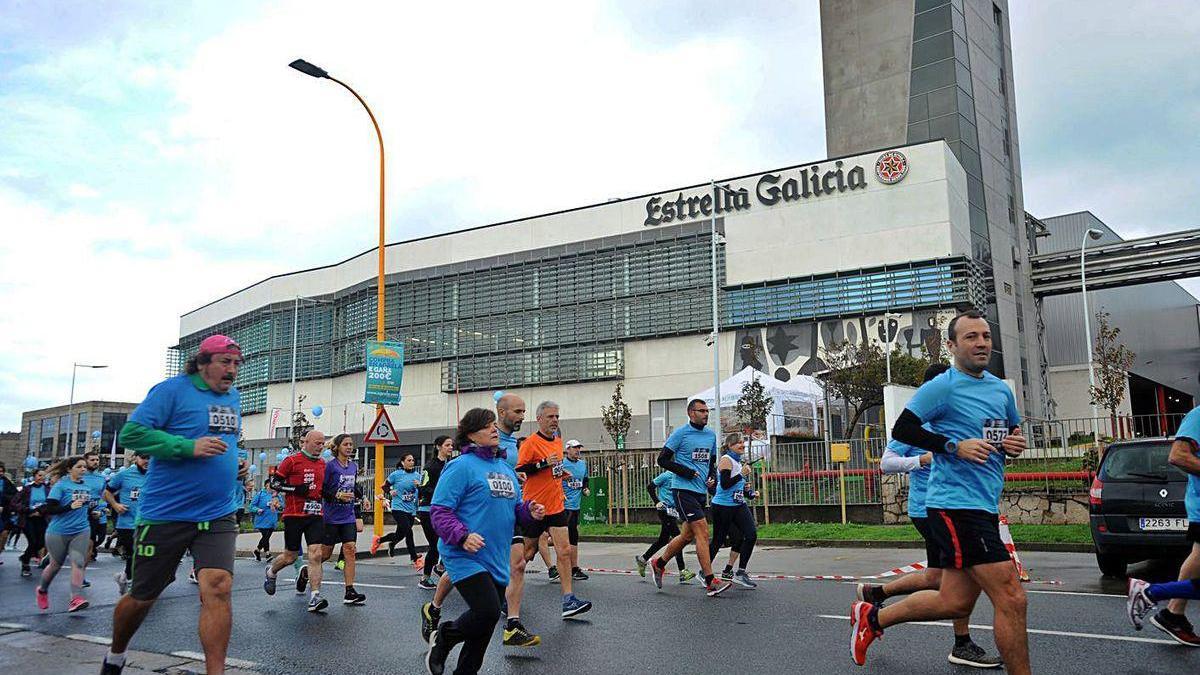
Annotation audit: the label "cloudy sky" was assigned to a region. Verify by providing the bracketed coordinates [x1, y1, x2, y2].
[1, 1, 1196, 431]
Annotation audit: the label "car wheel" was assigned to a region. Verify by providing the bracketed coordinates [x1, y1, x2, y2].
[1095, 549, 1127, 578]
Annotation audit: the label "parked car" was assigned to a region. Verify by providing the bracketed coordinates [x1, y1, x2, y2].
[1089, 438, 1192, 577]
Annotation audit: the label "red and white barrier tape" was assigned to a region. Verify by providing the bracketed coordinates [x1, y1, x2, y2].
[574, 560, 1061, 585]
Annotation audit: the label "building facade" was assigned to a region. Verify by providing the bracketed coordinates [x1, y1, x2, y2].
[820, 0, 1042, 415]
[19, 401, 138, 463]
[174, 141, 983, 455]
[0, 432, 21, 474]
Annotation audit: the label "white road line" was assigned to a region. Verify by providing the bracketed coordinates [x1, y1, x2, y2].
[66, 634, 112, 645]
[1026, 589, 1123, 598]
[280, 577, 408, 590]
[169, 651, 258, 669]
[0, 622, 29, 629]
[816, 614, 1176, 645]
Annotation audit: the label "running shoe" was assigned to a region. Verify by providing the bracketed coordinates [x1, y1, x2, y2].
[35, 585, 48, 610]
[414, 554, 425, 571]
[635, 555, 647, 577]
[99, 656, 125, 675]
[67, 595, 89, 612]
[434, 562, 445, 576]
[263, 567, 277, 596]
[82, 578, 92, 588]
[114, 571, 128, 596]
[187, 569, 197, 585]
[678, 568, 697, 585]
[502, 621, 541, 647]
[292, 556, 304, 572]
[370, 535, 382, 555]
[650, 557, 665, 589]
[418, 575, 438, 590]
[1149, 609, 1200, 646]
[849, 601, 882, 666]
[343, 587, 366, 605]
[1126, 578, 1155, 631]
[21, 565, 31, 578]
[307, 592, 329, 613]
[562, 594, 593, 618]
[425, 624, 449, 675]
[38, 555, 49, 569]
[720, 569, 734, 583]
[335, 558, 345, 571]
[856, 583, 886, 605]
[296, 565, 309, 593]
[947, 641, 1002, 669]
[421, 602, 441, 644]
[571, 567, 589, 581]
[548, 565, 559, 582]
[705, 577, 733, 597]
[253, 549, 262, 562]
[732, 570, 757, 589]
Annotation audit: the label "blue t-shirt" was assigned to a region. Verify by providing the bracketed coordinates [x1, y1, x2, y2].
[128, 374, 242, 523]
[561, 457, 588, 511]
[27, 484, 48, 510]
[888, 439, 930, 519]
[106, 466, 149, 529]
[665, 424, 717, 495]
[433, 452, 523, 586]
[908, 368, 1021, 514]
[498, 429, 519, 469]
[712, 450, 746, 507]
[249, 489, 280, 529]
[651, 471, 676, 509]
[324, 459, 359, 525]
[388, 468, 421, 514]
[1175, 406, 1200, 523]
[47, 478, 92, 536]
[83, 471, 107, 524]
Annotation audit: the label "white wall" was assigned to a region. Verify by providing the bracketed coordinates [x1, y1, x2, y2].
[1047, 364, 1132, 421]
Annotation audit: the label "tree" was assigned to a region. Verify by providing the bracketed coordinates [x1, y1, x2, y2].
[735, 372, 773, 436]
[1089, 310, 1136, 425]
[290, 394, 313, 451]
[821, 337, 940, 439]
[601, 382, 632, 449]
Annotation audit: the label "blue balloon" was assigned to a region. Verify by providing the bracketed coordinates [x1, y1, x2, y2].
[102, 468, 112, 476]
[248, 464, 258, 474]
[320, 449, 333, 460]
[258, 451, 267, 461]
[24, 455, 37, 470]
[276, 450, 287, 462]
[92, 430, 102, 439]
[312, 405, 323, 418]
[493, 390, 504, 402]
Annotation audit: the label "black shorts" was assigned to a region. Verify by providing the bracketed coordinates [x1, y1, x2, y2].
[322, 522, 357, 546]
[672, 489, 708, 523]
[129, 514, 237, 601]
[521, 509, 571, 539]
[283, 516, 325, 551]
[91, 520, 107, 540]
[565, 509, 580, 546]
[1188, 522, 1200, 545]
[926, 508, 1010, 570]
[911, 517, 940, 565]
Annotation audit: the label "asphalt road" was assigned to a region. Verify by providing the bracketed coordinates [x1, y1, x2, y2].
[1, 544, 1197, 674]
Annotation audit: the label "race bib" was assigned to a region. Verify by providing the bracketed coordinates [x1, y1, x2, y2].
[733, 490, 745, 504]
[486, 472, 516, 499]
[690, 449, 710, 463]
[551, 463, 564, 478]
[129, 488, 140, 501]
[208, 405, 239, 434]
[72, 489, 90, 503]
[982, 419, 1010, 444]
[400, 492, 416, 503]
[303, 499, 322, 515]
[566, 478, 584, 490]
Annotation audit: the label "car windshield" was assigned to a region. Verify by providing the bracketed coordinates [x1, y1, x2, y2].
[1101, 442, 1187, 481]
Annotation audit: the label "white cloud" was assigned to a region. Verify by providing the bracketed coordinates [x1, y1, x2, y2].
[67, 183, 100, 199]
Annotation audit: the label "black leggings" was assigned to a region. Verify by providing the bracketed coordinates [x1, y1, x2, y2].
[116, 528, 135, 578]
[20, 517, 47, 566]
[418, 513, 440, 575]
[439, 571, 506, 675]
[379, 510, 417, 560]
[643, 510, 686, 570]
[709, 503, 757, 570]
[256, 528, 274, 552]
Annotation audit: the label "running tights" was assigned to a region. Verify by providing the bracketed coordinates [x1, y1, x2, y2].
[643, 511, 687, 570]
[116, 528, 135, 578]
[256, 528, 274, 552]
[19, 517, 47, 566]
[419, 513, 440, 575]
[42, 531, 89, 598]
[438, 571, 506, 675]
[709, 504, 757, 570]
[1148, 579, 1200, 601]
[379, 511, 417, 560]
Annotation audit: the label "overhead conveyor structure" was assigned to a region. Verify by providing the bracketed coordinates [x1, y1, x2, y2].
[1029, 227, 1200, 297]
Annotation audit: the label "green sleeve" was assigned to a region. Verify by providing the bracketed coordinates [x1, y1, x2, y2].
[119, 421, 194, 460]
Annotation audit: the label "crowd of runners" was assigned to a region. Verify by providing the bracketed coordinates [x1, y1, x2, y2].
[1, 310, 1198, 674]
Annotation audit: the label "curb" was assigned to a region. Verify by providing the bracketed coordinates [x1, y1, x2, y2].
[576, 535, 1092, 553]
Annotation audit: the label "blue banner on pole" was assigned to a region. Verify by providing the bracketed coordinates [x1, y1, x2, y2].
[364, 340, 404, 405]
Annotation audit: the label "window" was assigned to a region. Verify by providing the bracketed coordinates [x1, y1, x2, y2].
[27, 419, 40, 453]
[101, 413, 128, 458]
[40, 417, 57, 457]
[76, 412, 89, 451]
[650, 399, 689, 447]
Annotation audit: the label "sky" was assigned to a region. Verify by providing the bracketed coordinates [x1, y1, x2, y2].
[1, 1, 1197, 432]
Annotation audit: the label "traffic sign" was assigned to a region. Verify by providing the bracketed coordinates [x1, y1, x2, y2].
[364, 407, 399, 444]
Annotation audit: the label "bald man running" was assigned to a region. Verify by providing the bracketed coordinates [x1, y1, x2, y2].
[265, 430, 330, 613]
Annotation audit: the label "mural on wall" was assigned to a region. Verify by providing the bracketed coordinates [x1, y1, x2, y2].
[733, 309, 956, 383]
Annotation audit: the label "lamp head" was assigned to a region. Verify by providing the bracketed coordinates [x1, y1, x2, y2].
[1086, 228, 1103, 241]
[289, 59, 329, 79]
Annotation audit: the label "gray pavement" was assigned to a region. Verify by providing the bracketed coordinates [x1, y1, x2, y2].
[1, 541, 1197, 674]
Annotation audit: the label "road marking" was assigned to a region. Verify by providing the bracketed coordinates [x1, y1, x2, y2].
[170, 651, 258, 669]
[816, 615, 1176, 645]
[66, 634, 112, 645]
[280, 577, 408, 590]
[1026, 589, 1123, 598]
[0, 622, 29, 629]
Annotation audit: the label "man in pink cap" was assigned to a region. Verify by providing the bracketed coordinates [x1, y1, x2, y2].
[100, 335, 248, 675]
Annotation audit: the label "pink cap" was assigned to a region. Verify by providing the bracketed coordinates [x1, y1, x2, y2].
[198, 334, 242, 357]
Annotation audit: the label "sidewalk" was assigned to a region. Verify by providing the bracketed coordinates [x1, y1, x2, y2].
[0, 623, 257, 675]
[236, 527, 431, 559]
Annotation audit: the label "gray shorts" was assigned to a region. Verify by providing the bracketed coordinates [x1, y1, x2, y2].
[46, 530, 90, 567]
[130, 513, 237, 601]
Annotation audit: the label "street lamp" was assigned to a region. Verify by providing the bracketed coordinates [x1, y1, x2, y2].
[67, 363, 107, 456]
[1080, 227, 1104, 443]
[883, 311, 902, 384]
[290, 58, 388, 535]
[708, 180, 739, 436]
[289, 295, 332, 439]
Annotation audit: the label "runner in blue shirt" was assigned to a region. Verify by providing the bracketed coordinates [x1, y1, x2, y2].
[82, 451, 108, 564]
[104, 454, 150, 595]
[424, 407, 544, 675]
[560, 440, 590, 581]
[708, 433, 760, 589]
[374, 454, 421, 562]
[647, 399, 732, 598]
[1127, 402, 1200, 644]
[248, 484, 280, 562]
[415, 435, 454, 589]
[850, 311, 1029, 675]
[635, 470, 694, 583]
[36, 456, 93, 613]
[101, 335, 248, 675]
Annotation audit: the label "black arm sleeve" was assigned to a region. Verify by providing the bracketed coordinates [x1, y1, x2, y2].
[269, 474, 307, 496]
[657, 448, 696, 479]
[515, 460, 550, 475]
[581, 476, 589, 489]
[719, 468, 743, 490]
[892, 408, 953, 454]
[646, 482, 658, 504]
[39, 498, 71, 516]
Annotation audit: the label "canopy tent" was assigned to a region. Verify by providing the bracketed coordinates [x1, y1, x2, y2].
[689, 366, 824, 439]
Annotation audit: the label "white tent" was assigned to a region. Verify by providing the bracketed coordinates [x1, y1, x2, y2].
[689, 366, 824, 439]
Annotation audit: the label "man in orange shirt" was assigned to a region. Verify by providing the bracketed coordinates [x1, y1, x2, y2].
[515, 401, 593, 620]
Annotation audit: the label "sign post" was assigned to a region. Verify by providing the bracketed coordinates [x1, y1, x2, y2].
[831, 442, 851, 525]
[364, 340, 404, 535]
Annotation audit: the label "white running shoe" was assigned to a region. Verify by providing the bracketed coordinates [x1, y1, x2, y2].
[1127, 578, 1155, 631]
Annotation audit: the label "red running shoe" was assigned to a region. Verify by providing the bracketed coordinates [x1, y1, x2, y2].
[68, 595, 90, 613]
[370, 535, 382, 556]
[849, 601, 882, 666]
[35, 586, 49, 611]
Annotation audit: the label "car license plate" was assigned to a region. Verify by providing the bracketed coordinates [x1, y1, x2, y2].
[1138, 517, 1188, 532]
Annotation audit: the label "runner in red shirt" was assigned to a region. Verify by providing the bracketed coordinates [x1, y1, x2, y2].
[263, 430, 331, 613]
